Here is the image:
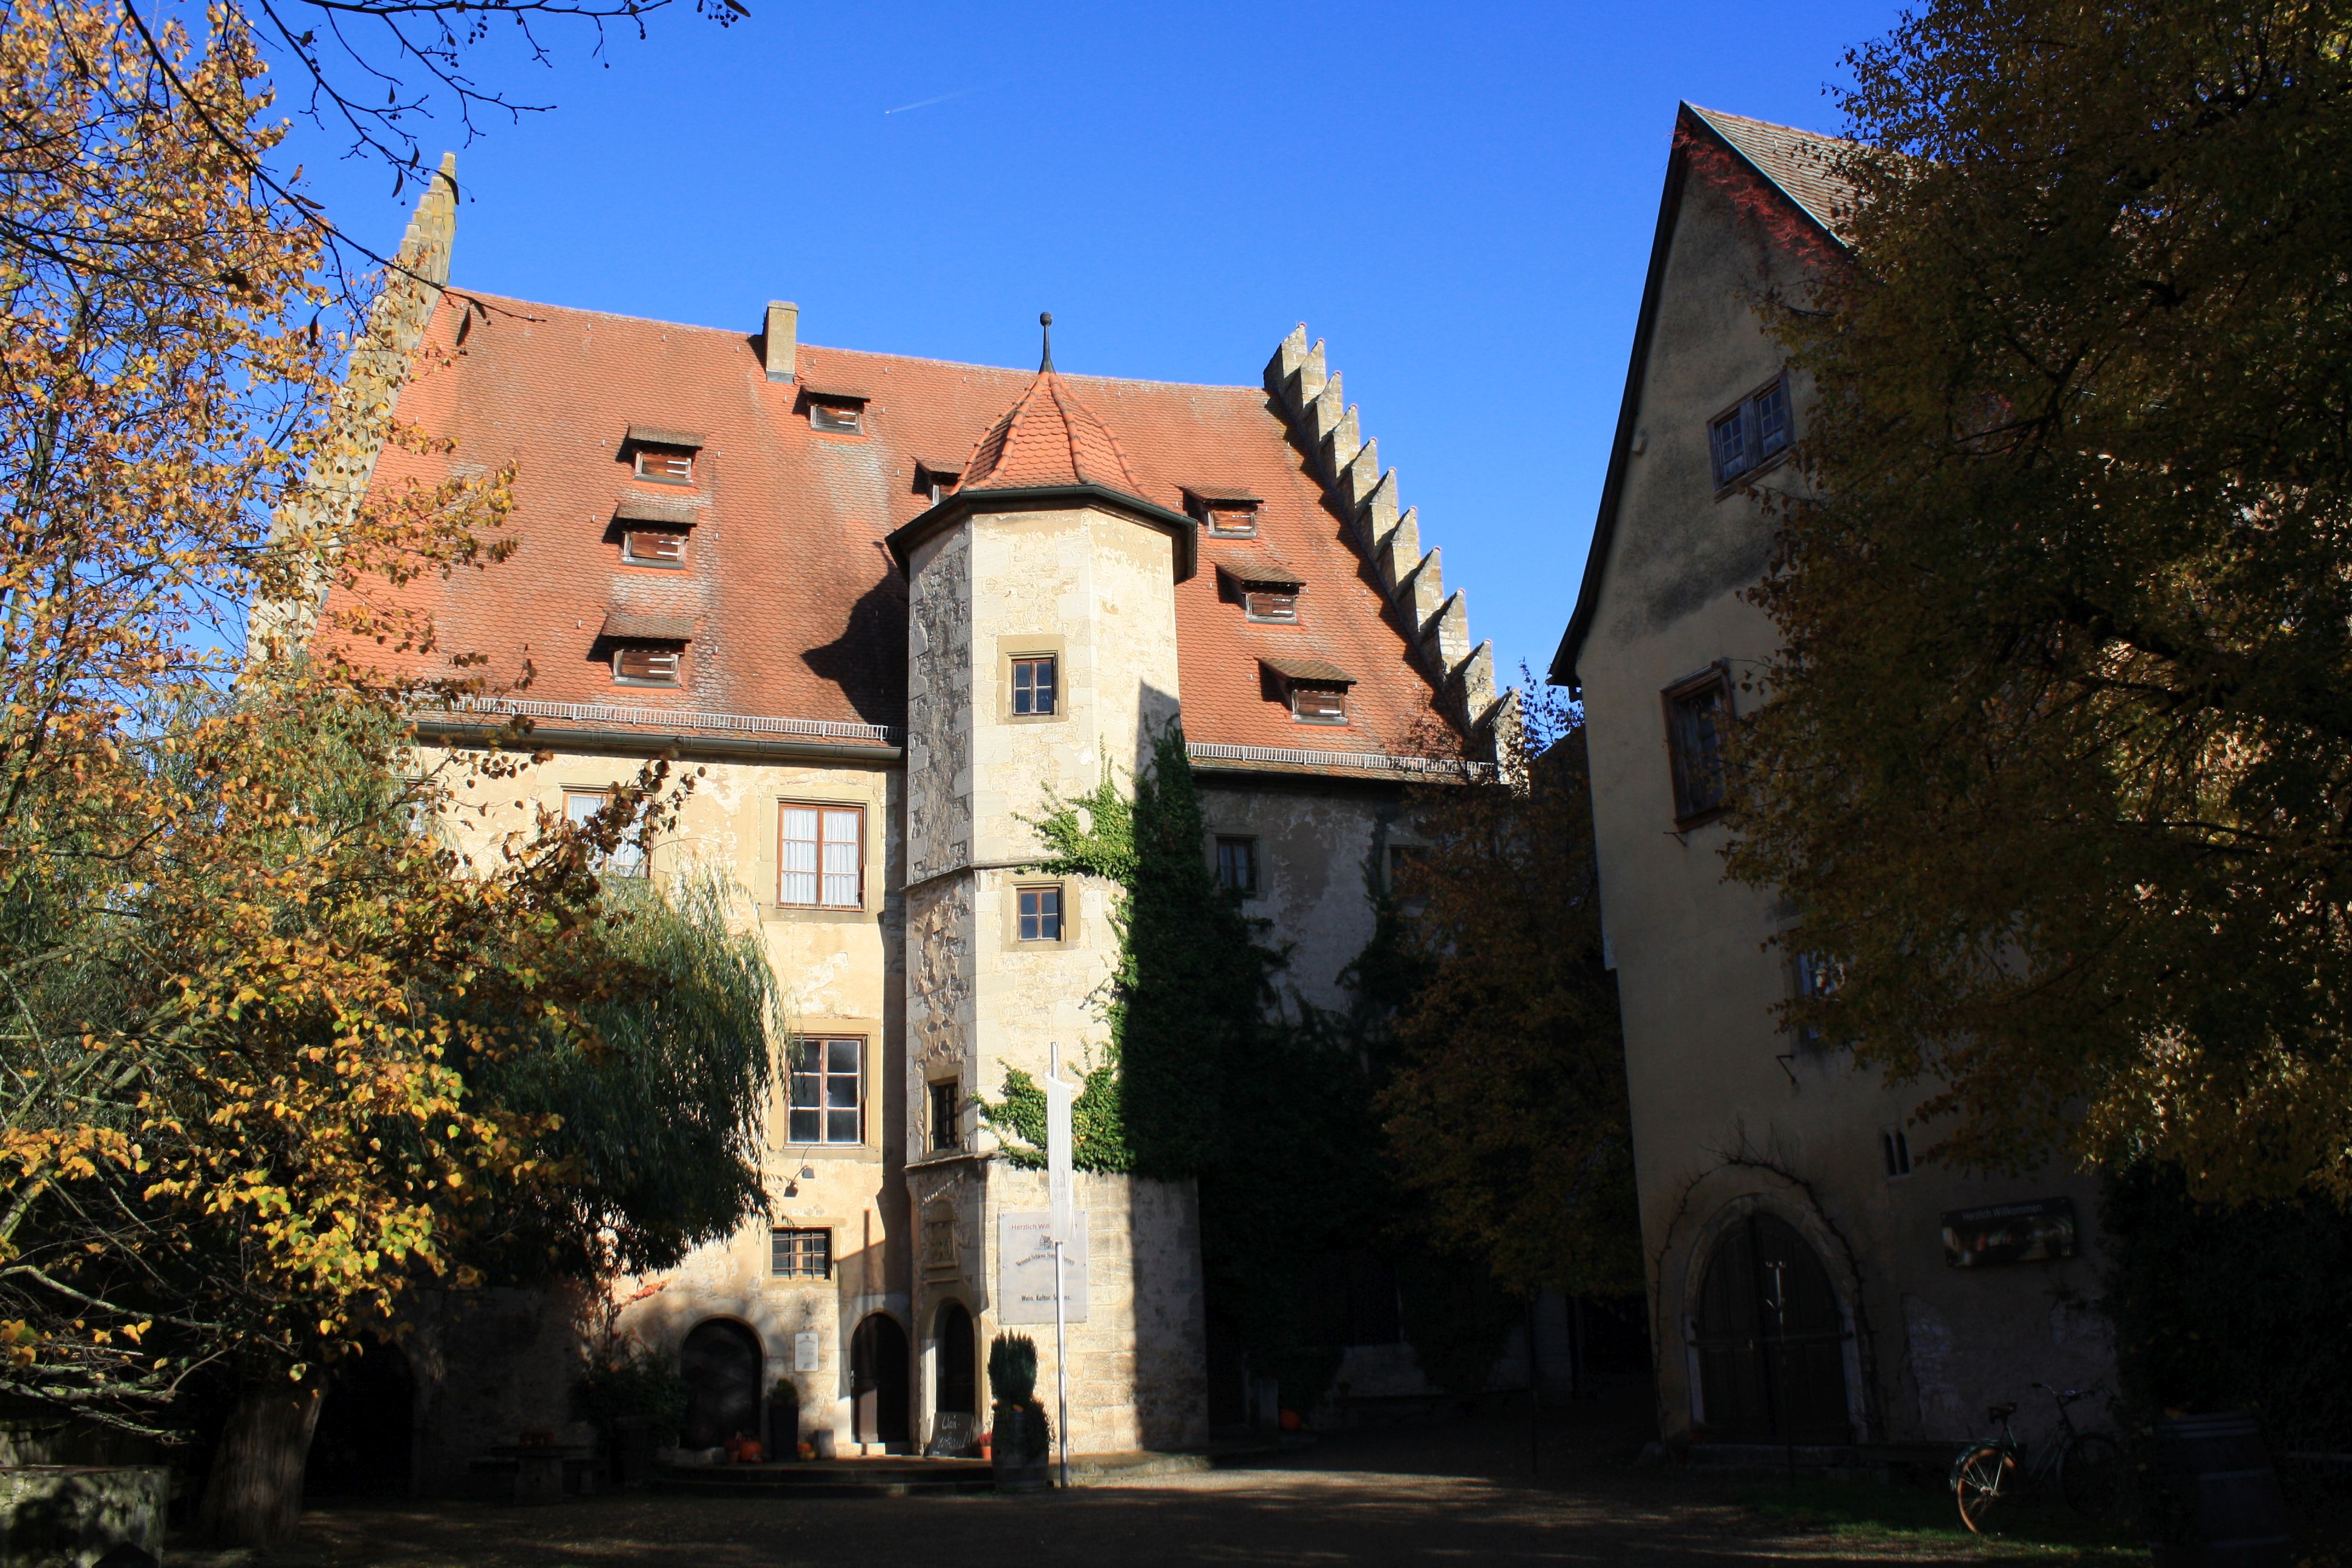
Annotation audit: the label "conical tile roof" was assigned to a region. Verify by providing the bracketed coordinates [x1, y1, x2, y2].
[956, 367, 1145, 498]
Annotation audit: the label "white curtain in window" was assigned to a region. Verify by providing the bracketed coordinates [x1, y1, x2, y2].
[780, 807, 819, 904]
[820, 809, 860, 907]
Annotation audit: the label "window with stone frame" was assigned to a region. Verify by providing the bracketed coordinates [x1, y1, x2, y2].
[929, 1079, 963, 1152]
[787, 1037, 863, 1146]
[1214, 835, 1258, 897]
[1708, 374, 1794, 488]
[1016, 884, 1063, 942]
[1662, 665, 1731, 825]
[771, 1227, 833, 1279]
[779, 803, 864, 908]
[1010, 655, 1057, 716]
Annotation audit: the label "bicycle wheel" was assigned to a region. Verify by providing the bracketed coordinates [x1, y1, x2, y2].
[1952, 1443, 2012, 1534]
[2060, 1432, 2123, 1518]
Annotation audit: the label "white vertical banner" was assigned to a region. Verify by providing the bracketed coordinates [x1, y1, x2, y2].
[1045, 1045, 1074, 1246]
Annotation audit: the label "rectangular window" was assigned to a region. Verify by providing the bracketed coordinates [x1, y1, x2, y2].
[1291, 686, 1348, 725]
[1881, 1128, 1913, 1178]
[930, 1080, 962, 1152]
[621, 528, 687, 567]
[1010, 655, 1057, 716]
[788, 1037, 864, 1145]
[1215, 836, 1258, 896]
[1206, 505, 1257, 537]
[613, 645, 681, 687]
[633, 445, 694, 483]
[1016, 884, 1063, 942]
[771, 1227, 833, 1279]
[809, 400, 863, 434]
[1243, 590, 1298, 623]
[779, 803, 864, 908]
[1662, 667, 1730, 824]
[1708, 374, 1794, 488]
[563, 788, 645, 877]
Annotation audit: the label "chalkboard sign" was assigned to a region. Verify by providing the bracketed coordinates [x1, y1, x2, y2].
[1941, 1198, 2077, 1267]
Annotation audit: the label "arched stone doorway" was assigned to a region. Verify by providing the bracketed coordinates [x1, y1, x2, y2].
[680, 1319, 763, 1450]
[1692, 1212, 1852, 1443]
[851, 1313, 909, 1448]
[305, 1338, 414, 1497]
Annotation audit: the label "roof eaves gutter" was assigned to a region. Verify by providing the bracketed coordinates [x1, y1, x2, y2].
[885, 484, 1200, 582]
[413, 718, 904, 766]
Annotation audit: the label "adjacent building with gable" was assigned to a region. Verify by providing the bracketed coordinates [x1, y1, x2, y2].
[1552, 105, 2115, 1458]
[280, 160, 1514, 1480]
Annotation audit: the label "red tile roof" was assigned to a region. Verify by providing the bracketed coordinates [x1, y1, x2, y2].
[1685, 104, 1859, 242]
[956, 368, 1144, 499]
[318, 293, 1457, 762]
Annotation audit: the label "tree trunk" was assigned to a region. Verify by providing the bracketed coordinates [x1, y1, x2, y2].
[198, 1373, 324, 1548]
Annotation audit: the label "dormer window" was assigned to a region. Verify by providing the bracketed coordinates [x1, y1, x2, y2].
[635, 446, 693, 483]
[624, 424, 705, 486]
[1261, 656, 1354, 727]
[915, 457, 965, 504]
[1217, 554, 1305, 624]
[622, 528, 687, 567]
[599, 610, 693, 689]
[613, 645, 681, 686]
[801, 385, 869, 436]
[1183, 486, 1261, 538]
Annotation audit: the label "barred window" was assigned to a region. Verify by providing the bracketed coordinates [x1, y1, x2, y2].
[771, 1227, 832, 1279]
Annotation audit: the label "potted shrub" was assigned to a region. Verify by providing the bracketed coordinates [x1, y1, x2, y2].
[987, 1335, 1051, 1493]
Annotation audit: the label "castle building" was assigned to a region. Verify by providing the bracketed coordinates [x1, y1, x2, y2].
[292, 162, 1506, 1473]
[1552, 106, 2114, 1456]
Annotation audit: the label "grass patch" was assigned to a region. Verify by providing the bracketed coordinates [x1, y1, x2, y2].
[1732, 1475, 2151, 1561]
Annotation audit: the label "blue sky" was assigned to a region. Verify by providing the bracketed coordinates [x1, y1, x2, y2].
[287, 0, 1898, 689]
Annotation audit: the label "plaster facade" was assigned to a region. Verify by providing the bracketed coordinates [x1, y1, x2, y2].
[1558, 106, 2114, 1454]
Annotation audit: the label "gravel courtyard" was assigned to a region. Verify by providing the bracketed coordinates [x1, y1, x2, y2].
[277, 1410, 2148, 1567]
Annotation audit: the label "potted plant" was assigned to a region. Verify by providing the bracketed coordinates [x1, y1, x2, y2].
[987, 1335, 1051, 1493]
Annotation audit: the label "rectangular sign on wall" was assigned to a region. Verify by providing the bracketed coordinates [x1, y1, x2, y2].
[1942, 1198, 2078, 1268]
[997, 1210, 1089, 1324]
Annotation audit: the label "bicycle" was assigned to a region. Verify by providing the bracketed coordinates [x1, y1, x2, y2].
[1950, 1383, 2122, 1534]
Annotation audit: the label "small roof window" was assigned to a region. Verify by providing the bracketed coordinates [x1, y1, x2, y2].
[914, 457, 965, 501]
[1183, 485, 1261, 538]
[1260, 655, 1354, 726]
[624, 425, 704, 485]
[800, 384, 871, 436]
[1215, 552, 1305, 625]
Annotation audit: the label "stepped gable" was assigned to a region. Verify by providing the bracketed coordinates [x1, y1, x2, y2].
[1261, 325, 1509, 743]
[315, 296, 1465, 763]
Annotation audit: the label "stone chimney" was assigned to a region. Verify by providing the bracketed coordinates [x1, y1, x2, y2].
[763, 301, 798, 383]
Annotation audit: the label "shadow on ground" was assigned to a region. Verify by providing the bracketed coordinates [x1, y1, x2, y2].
[282, 1399, 2151, 1567]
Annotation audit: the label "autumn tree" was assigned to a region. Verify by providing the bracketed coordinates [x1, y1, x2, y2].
[1725, 0, 2352, 1198]
[0, 2, 776, 1546]
[1377, 684, 1641, 1304]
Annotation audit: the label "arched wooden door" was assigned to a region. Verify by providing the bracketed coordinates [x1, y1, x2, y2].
[680, 1319, 763, 1449]
[1693, 1213, 1851, 1443]
[851, 1313, 910, 1446]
